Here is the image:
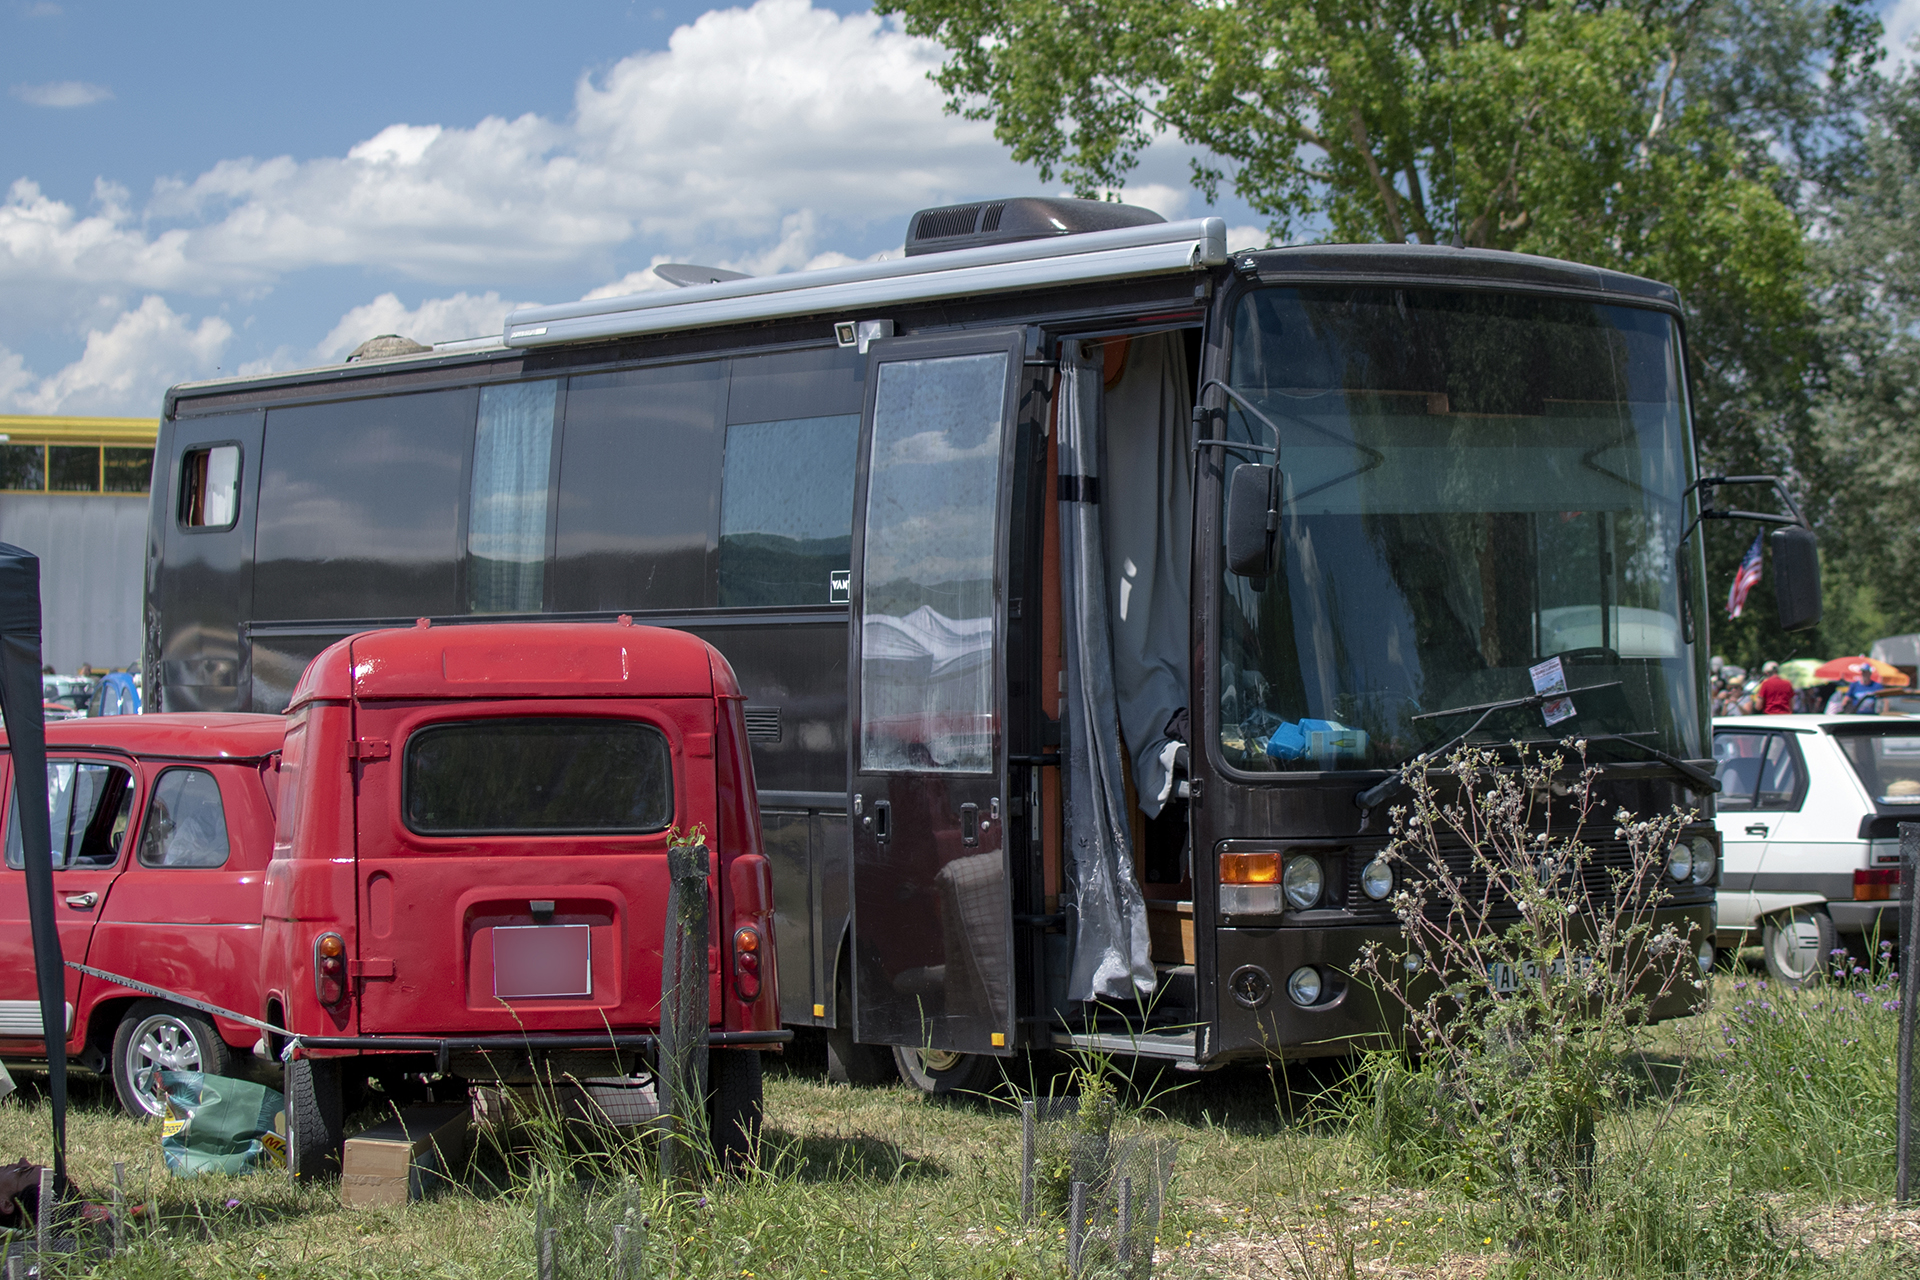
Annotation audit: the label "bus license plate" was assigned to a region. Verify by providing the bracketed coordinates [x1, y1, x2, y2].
[493, 924, 593, 999]
[1487, 953, 1596, 993]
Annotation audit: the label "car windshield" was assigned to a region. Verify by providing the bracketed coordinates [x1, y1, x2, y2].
[1217, 285, 1703, 772]
[1829, 725, 1920, 805]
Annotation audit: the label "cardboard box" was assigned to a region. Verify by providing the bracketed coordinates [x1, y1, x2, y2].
[1146, 900, 1195, 965]
[340, 1104, 473, 1208]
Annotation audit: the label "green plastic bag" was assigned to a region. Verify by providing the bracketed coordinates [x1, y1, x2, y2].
[157, 1071, 287, 1176]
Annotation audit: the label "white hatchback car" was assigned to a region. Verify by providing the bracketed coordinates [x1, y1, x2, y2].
[1711, 715, 1909, 985]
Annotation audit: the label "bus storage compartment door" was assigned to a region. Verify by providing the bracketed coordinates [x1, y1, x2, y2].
[847, 327, 1026, 1058]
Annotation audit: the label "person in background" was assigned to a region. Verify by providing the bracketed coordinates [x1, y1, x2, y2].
[1846, 662, 1884, 714]
[1751, 661, 1796, 715]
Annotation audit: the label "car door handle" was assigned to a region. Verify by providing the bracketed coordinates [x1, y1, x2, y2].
[1745, 823, 1769, 837]
[64, 892, 97, 910]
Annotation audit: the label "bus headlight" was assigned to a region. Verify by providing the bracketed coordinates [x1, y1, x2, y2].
[1360, 857, 1394, 901]
[1666, 843, 1693, 883]
[1689, 835, 1717, 885]
[1282, 856, 1324, 910]
[1286, 966, 1323, 1006]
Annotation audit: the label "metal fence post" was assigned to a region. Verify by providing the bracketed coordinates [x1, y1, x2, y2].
[1068, 1180, 1087, 1278]
[35, 1164, 51, 1263]
[1020, 1100, 1036, 1221]
[660, 841, 711, 1186]
[112, 1161, 125, 1256]
[1899, 822, 1919, 1202]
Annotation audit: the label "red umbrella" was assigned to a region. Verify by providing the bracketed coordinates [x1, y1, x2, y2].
[1810, 656, 1912, 687]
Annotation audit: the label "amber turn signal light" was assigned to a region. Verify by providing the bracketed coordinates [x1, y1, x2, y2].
[313, 931, 348, 1008]
[1854, 867, 1901, 901]
[1219, 851, 1280, 885]
[732, 926, 763, 1002]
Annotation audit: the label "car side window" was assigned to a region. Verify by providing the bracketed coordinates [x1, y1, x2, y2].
[1756, 735, 1804, 811]
[4, 760, 137, 870]
[137, 768, 231, 869]
[1713, 731, 1767, 811]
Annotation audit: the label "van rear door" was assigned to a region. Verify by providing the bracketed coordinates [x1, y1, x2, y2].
[348, 697, 711, 1038]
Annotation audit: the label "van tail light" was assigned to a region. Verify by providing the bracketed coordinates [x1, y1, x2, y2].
[1854, 868, 1901, 901]
[314, 932, 348, 1007]
[732, 926, 762, 1003]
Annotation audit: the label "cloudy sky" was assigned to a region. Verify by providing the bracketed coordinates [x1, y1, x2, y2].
[3, 0, 1915, 419]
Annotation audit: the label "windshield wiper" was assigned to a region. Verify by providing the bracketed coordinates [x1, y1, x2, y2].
[1354, 681, 1624, 813]
[1573, 733, 1720, 793]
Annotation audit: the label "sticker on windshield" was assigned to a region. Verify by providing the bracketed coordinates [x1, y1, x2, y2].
[1529, 656, 1577, 727]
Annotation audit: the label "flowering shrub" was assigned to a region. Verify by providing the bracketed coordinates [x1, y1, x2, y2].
[1349, 740, 1706, 1210]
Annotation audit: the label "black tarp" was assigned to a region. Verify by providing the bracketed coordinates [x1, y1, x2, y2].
[0, 543, 65, 1180]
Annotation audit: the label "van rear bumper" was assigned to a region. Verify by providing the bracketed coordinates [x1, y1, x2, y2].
[288, 1028, 791, 1067]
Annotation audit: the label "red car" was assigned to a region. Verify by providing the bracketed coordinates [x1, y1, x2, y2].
[265, 619, 782, 1175]
[0, 712, 284, 1115]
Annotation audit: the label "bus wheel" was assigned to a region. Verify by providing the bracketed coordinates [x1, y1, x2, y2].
[892, 1046, 999, 1096]
[707, 1048, 763, 1173]
[284, 1057, 346, 1179]
[111, 1000, 235, 1118]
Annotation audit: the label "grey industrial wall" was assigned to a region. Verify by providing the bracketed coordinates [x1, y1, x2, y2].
[0, 493, 146, 672]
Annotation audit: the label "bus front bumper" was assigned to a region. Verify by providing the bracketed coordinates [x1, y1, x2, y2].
[1208, 903, 1715, 1064]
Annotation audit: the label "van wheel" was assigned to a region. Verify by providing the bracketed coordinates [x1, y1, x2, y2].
[111, 1001, 235, 1119]
[707, 1049, 762, 1173]
[892, 1046, 1000, 1096]
[284, 1057, 346, 1179]
[1762, 906, 1836, 988]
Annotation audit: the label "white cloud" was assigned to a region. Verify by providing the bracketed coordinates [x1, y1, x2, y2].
[311, 291, 525, 364]
[1889, 0, 1920, 68]
[10, 80, 111, 107]
[0, 296, 230, 415]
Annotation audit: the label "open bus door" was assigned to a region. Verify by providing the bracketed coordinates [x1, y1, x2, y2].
[846, 330, 1027, 1083]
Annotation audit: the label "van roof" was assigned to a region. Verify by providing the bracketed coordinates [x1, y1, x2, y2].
[0, 713, 286, 761]
[288, 621, 725, 709]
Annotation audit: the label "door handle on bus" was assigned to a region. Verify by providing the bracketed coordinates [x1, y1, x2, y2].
[960, 803, 980, 846]
[64, 892, 97, 910]
[1745, 823, 1769, 837]
[872, 800, 890, 843]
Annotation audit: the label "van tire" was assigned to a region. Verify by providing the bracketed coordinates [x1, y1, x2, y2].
[892, 1046, 1000, 1096]
[111, 1001, 236, 1119]
[1762, 906, 1836, 988]
[284, 1057, 346, 1179]
[707, 1048, 762, 1173]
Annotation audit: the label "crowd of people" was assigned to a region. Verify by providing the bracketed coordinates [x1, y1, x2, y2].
[1710, 656, 1901, 716]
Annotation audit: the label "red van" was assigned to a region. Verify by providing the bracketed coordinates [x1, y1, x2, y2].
[264, 619, 782, 1175]
[0, 713, 283, 1116]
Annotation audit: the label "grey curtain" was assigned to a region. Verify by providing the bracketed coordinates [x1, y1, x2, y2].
[1100, 333, 1194, 818]
[1058, 341, 1154, 1002]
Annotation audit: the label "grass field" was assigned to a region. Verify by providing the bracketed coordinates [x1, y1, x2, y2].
[0, 964, 1914, 1279]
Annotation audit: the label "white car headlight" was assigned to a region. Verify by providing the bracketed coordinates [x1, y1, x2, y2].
[1689, 835, 1716, 885]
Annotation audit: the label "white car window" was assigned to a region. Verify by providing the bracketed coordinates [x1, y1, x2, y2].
[1755, 735, 1803, 810]
[1713, 731, 1767, 811]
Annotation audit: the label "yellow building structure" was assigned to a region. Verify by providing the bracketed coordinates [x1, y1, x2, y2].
[0, 415, 157, 672]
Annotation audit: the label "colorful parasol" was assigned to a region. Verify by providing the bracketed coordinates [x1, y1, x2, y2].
[1810, 656, 1912, 687]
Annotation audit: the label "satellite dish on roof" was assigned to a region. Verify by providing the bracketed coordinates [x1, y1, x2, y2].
[345, 334, 431, 362]
[654, 263, 751, 288]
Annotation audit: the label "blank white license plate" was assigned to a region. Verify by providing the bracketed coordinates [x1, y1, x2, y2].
[493, 924, 592, 999]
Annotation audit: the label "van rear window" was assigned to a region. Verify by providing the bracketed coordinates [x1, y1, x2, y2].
[404, 718, 673, 835]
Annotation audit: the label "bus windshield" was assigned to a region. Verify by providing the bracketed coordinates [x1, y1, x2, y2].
[1216, 285, 1702, 773]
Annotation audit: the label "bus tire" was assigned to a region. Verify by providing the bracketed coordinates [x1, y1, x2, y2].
[707, 1048, 762, 1173]
[892, 1046, 1000, 1096]
[111, 1000, 236, 1119]
[284, 1056, 346, 1180]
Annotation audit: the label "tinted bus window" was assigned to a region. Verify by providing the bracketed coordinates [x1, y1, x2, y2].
[469, 380, 559, 614]
[718, 414, 859, 607]
[404, 718, 673, 835]
[552, 362, 724, 613]
[254, 390, 472, 620]
[725, 345, 865, 424]
[180, 445, 240, 528]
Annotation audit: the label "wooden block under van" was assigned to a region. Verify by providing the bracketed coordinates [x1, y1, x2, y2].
[1146, 900, 1195, 965]
[340, 1103, 473, 1208]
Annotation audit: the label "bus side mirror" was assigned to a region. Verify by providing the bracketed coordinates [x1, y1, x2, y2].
[1770, 526, 1822, 631]
[1226, 463, 1283, 578]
